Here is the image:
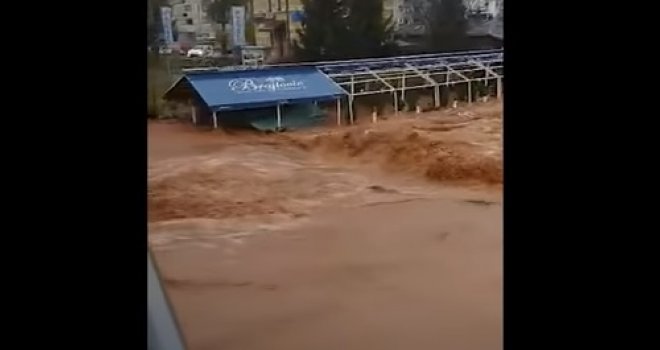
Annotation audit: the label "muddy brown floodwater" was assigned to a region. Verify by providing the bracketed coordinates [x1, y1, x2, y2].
[149, 102, 503, 350]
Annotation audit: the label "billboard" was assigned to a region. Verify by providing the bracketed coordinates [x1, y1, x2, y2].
[231, 6, 246, 47]
[160, 7, 174, 45]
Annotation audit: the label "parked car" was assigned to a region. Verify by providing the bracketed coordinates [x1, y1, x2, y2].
[187, 45, 214, 58]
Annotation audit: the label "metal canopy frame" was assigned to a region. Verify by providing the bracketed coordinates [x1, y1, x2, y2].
[315, 50, 503, 117]
[181, 49, 504, 125]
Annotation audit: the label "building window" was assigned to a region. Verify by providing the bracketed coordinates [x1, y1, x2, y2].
[184, 5, 192, 12]
[186, 19, 193, 25]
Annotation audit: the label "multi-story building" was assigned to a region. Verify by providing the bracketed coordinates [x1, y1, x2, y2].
[465, 0, 502, 18]
[250, 0, 303, 59]
[390, 0, 502, 38]
[465, 0, 503, 40]
[390, 0, 503, 25]
[168, 0, 215, 48]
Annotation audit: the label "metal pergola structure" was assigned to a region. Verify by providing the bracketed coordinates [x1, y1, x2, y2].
[182, 48, 504, 126]
[316, 49, 503, 124]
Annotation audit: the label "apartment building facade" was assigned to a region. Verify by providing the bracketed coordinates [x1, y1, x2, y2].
[167, 0, 215, 47]
[464, 0, 502, 18]
[391, 0, 502, 37]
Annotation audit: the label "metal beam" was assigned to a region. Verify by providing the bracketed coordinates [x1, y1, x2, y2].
[351, 89, 400, 97]
[468, 81, 472, 104]
[364, 68, 398, 115]
[325, 62, 502, 80]
[326, 77, 351, 95]
[349, 75, 355, 124]
[405, 63, 438, 85]
[407, 67, 442, 108]
[406, 64, 443, 109]
[182, 49, 503, 76]
[469, 60, 501, 78]
[276, 104, 282, 130]
[393, 91, 398, 115]
[336, 98, 341, 126]
[446, 66, 470, 83]
[365, 68, 396, 91]
[468, 60, 502, 98]
[190, 100, 196, 125]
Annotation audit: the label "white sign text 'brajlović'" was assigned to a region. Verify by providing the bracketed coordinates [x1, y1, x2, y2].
[229, 77, 306, 93]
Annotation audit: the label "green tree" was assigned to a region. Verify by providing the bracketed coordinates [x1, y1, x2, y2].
[344, 0, 396, 58]
[206, 0, 246, 32]
[425, 0, 469, 52]
[295, 0, 349, 61]
[295, 0, 397, 61]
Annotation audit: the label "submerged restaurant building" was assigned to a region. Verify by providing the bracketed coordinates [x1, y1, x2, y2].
[164, 66, 346, 131]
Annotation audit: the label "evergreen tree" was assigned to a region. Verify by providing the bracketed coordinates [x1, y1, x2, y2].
[426, 0, 469, 52]
[207, 0, 247, 33]
[344, 0, 396, 58]
[295, 0, 349, 61]
[295, 0, 397, 61]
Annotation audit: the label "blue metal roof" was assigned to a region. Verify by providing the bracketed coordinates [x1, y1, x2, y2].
[170, 67, 347, 111]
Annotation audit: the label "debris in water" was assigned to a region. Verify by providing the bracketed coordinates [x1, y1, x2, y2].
[463, 199, 497, 206]
[436, 232, 450, 242]
[367, 185, 399, 194]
